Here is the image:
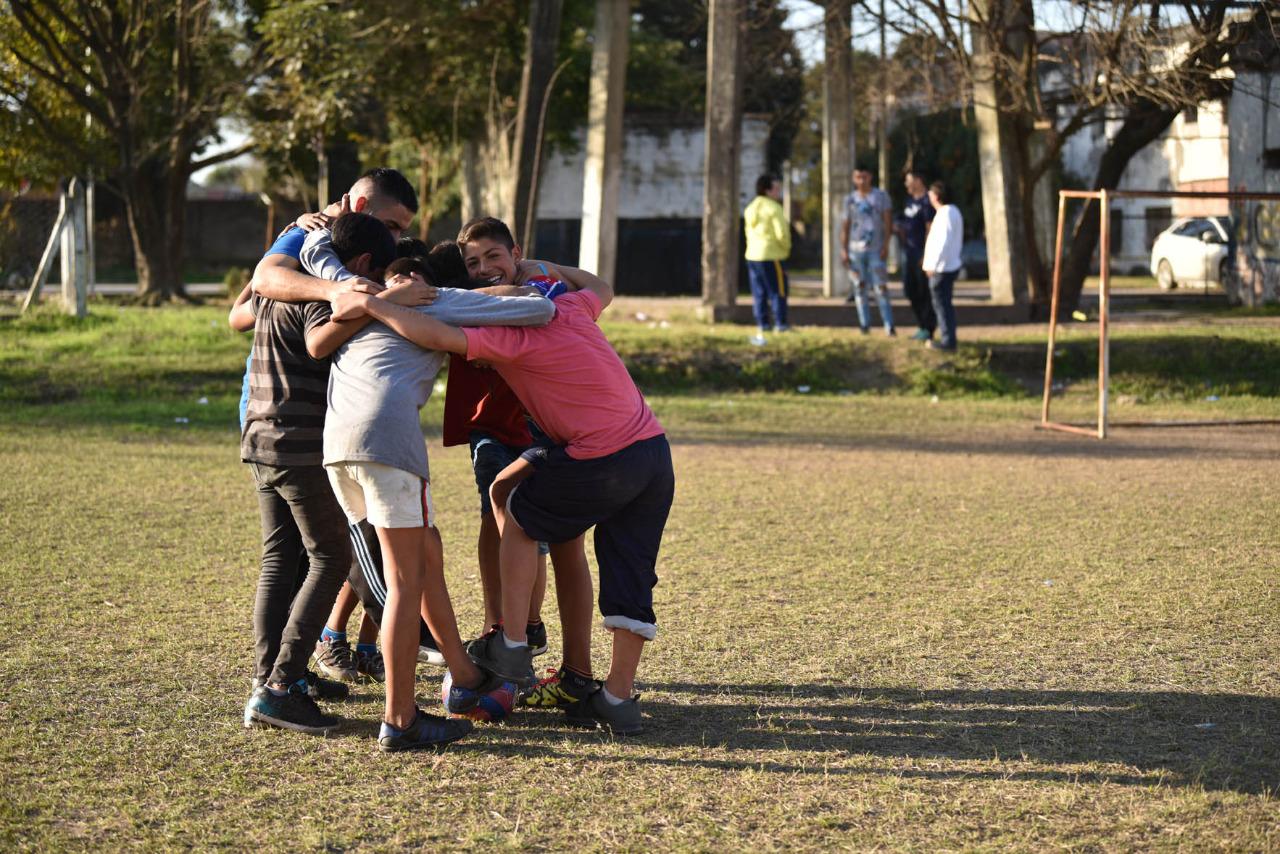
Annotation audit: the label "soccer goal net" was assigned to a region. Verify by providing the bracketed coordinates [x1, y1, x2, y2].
[1039, 188, 1280, 438]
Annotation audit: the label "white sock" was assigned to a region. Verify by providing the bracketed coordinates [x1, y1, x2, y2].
[601, 686, 627, 705]
[502, 632, 528, 650]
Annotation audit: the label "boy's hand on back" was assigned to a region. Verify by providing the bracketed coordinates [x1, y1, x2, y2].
[294, 193, 352, 232]
[331, 290, 374, 322]
[382, 273, 439, 307]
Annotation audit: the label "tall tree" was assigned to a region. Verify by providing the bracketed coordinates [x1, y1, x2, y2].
[870, 0, 1273, 313]
[0, 0, 255, 302]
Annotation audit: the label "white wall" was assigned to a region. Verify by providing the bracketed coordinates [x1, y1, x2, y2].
[534, 116, 770, 220]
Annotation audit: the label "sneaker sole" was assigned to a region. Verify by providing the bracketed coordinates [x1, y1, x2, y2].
[467, 650, 536, 689]
[417, 647, 446, 666]
[564, 713, 643, 736]
[315, 664, 359, 682]
[529, 643, 549, 657]
[245, 709, 340, 736]
[378, 728, 470, 752]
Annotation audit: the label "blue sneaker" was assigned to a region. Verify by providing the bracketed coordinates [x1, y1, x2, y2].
[378, 708, 472, 752]
[244, 681, 340, 735]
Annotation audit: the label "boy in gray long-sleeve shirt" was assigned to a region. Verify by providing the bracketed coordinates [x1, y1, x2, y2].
[301, 232, 556, 750]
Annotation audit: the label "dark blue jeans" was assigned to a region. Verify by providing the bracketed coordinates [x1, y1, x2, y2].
[746, 259, 789, 330]
[902, 251, 936, 333]
[928, 270, 959, 349]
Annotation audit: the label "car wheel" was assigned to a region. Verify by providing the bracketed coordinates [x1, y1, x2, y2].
[1156, 259, 1176, 290]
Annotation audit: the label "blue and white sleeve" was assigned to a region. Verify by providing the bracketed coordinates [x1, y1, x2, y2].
[299, 228, 356, 282]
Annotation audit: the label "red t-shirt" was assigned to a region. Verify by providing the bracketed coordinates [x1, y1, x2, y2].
[461, 290, 664, 460]
[441, 357, 532, 448]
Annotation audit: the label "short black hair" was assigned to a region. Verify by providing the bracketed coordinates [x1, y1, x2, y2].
[853, 163, 875, 178]
[457, 216, 516, 251]
[929, 180, 951, 205]
[330, 212, 397, 271]
[755, 173, 779, 196]
[427, 240, 469, 285]
[396, 236, 430, 259]
[359, 167, 418, 214]
[384, 256, 436, 284]
[905, 169, 928, 184]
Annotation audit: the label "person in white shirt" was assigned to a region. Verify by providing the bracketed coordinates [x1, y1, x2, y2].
[920, 180, 963, 351]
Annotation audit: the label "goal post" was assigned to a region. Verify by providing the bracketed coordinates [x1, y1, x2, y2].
[1039, 188, 1280, 439]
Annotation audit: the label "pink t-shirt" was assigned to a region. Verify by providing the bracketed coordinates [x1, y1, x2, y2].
[461, 290, 664, 460]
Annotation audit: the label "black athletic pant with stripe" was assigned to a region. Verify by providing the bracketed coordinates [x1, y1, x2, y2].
[346, 520, 436, 647]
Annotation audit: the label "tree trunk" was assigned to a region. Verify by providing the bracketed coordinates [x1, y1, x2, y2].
[509, 0, 564, 248]
[1057, 103, 1178, 314]
[127, 159, 189, 303]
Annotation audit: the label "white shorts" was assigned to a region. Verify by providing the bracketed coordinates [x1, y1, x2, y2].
[326, 461, 436, 529]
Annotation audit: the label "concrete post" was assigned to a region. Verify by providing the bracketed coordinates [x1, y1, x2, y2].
[61, 179, 88, 317]
[822, 1, 853, 298]
[578, 0, 630, 283]
[701, 0, 743, 316]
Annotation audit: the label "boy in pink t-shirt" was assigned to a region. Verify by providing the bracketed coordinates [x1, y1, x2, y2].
[331, 268, 673, 735]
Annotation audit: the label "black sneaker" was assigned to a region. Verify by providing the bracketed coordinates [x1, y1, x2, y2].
[564, 688, 644, 736]
[304, 669, 350, 701]
[526, 621, 549, 657]
[378, 707, 472, 752]
[245, 682, 340, 735]
[462, 624, 502, 662]
[466, 629, 535, 687]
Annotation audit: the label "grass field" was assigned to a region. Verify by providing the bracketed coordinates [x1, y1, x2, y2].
[1, 300, 1278, 849]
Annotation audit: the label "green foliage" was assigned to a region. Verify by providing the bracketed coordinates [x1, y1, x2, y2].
[887, 108, 982, 236]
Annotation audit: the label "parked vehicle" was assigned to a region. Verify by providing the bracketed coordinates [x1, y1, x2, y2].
[958, 239, 988, 281]
[1150, 216, 1234, 290]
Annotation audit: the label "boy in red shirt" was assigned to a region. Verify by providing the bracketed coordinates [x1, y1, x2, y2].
[330, 259, 673, 735]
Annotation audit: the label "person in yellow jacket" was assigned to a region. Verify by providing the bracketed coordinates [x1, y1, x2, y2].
[743, 173, 792, 342]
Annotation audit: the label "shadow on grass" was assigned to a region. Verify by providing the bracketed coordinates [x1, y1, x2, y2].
[573, 683, 1276, 796]
[672, 425, 1280, 461]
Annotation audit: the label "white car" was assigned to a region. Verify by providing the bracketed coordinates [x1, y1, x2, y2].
[1150, 216, 1234, 290]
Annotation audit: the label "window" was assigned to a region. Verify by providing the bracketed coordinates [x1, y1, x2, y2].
[1183, 105, 1198, 125]
[1109, 209, 1124, 254]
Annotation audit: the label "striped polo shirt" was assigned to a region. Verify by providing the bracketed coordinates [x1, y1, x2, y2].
[241, 295, 333, 467]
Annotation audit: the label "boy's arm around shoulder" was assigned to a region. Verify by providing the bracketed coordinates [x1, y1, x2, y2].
[521, 260, 613, 309]
[425, 288, 556, 328]
[228, 282, 255, 332]
[332, 292, 469, 356]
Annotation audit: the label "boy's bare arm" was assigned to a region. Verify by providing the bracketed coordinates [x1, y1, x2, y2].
[304, 277, 441, 359]
[252, 253, 384, 303]
[228, 282, 255, 332]
[521, 260, 614, 308]
[332, 292, 469, 355]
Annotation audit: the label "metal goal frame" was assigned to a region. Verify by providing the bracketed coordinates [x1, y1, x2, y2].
[1039, 188, 1280, 439]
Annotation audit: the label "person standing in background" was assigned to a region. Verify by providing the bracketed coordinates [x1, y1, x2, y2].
[921, 180, 963, 352]
[841, 166, 895, 336]
[743, 173, 792, 346]
[894, 171, 936, 342]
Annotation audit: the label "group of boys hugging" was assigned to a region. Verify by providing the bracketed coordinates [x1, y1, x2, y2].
[229, 167, 674, 752]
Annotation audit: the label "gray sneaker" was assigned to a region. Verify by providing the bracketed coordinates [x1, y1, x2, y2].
[466, 630, 535, 687]
[356, 648, 385, 682]
[565, 688, 644, 736]
[314, 636, 359, 682]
